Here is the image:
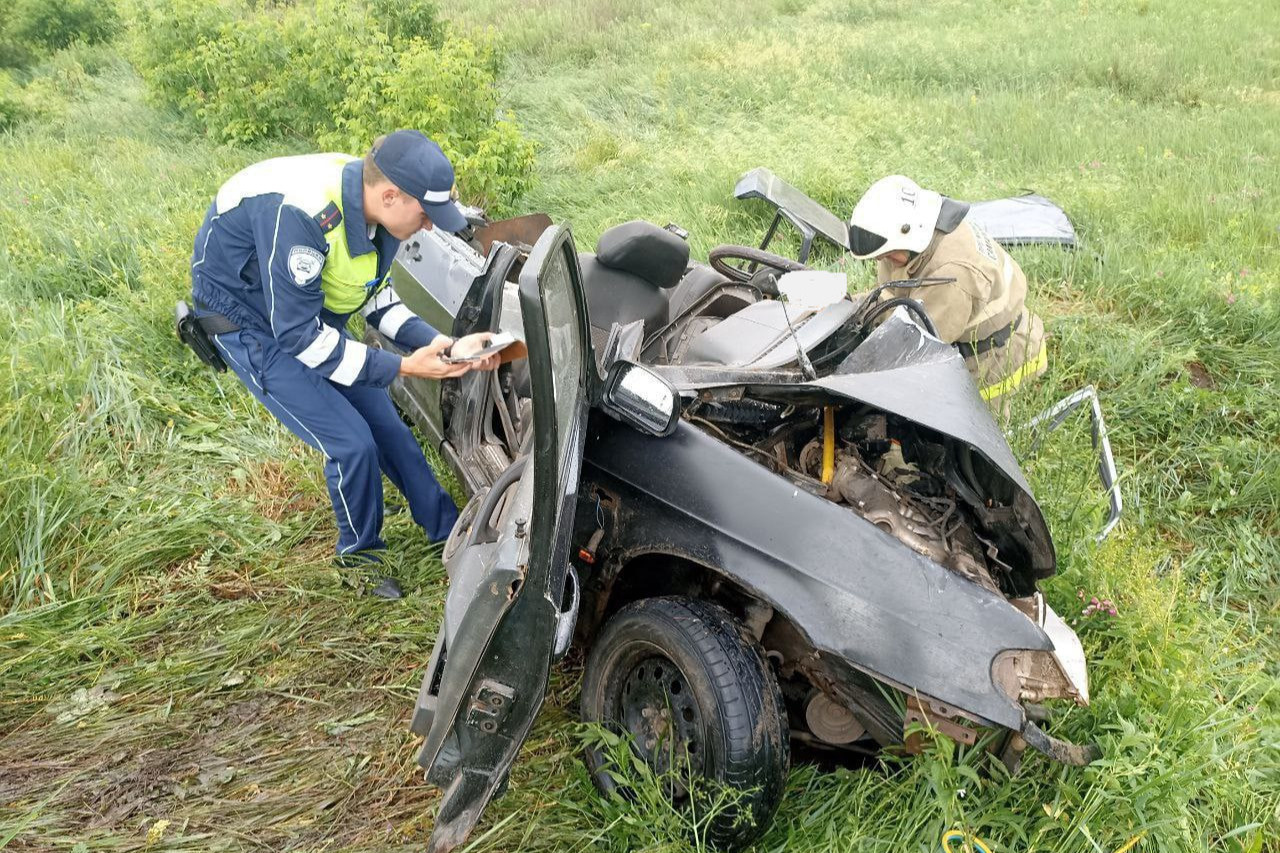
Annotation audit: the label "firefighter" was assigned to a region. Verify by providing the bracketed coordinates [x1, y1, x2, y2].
[187, 130, 499, 598]
[847, 175, 1047, 400]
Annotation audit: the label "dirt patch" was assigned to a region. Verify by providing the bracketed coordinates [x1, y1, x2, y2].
[208, 566, 261, 601]
[1186, 360, 1216, 389]
[220, 460, 322, 522]
[3, 689, 441, 851]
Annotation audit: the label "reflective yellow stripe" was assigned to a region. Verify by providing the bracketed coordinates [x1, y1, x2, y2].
[980, 343, 1048, 400]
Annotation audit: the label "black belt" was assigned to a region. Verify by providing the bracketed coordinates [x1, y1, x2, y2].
[957, 313, 1021, 358]
[194, 300, 241, 335]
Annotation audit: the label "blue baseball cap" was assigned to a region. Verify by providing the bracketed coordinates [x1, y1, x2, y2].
[371, 130, 467, 233]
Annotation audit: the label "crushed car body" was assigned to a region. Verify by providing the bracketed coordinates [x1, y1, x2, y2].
[373, 205, 1101, 851]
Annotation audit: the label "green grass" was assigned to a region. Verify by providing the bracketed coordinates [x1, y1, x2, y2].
[2, 1, 1278, 851]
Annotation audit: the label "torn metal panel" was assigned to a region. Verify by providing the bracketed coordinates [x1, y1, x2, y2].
[393, 225, 491, 320]
[733, 167, 1079, 256]
[823, 314, 1032, 495]
[734, 167, 850, 262]
[1028, 385, 1123, 541]
[966, 194, 1078, 247]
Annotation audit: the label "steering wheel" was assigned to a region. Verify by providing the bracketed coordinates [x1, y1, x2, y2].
[708, 244, 809, 283]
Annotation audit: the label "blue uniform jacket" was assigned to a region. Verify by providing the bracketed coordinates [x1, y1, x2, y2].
[191, 157, 440, 388]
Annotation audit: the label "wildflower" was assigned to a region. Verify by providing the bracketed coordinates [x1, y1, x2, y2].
[1080, 594, 1118, 618]
[146, 819, 170, 846]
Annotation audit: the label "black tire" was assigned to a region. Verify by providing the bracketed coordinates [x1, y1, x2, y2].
[580, 596, 789, 850]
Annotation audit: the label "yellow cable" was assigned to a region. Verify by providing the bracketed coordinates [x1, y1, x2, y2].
[821, 406, 835, 484]
[941, 830, 994, 853]
[1113, 835, 1145, 853]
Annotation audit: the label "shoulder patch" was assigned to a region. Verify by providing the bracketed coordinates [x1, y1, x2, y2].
[314, 201, 343, 234]
[287, 245, 325, 287]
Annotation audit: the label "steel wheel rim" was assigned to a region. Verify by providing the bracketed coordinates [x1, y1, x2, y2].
[613, 652, 706, 796]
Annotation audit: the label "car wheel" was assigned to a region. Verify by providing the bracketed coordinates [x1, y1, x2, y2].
[440, 489, 484, 565]
[580, 596, 789, 850]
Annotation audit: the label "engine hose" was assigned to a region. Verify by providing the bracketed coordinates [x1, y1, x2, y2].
[859, 297, 939, 338]
[695, 398, 786, 427]
[946, 443, 985, 511]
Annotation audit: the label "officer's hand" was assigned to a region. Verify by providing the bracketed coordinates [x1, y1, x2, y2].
[449, 332, 502, 372]
[399, 336, 472, 380]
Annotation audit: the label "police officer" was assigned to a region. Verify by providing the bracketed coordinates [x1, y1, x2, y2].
[847, 175, 1047, 400]
[189, 130, 499, 598]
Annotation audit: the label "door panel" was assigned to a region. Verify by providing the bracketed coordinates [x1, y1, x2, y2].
[411, 224, 594, 853]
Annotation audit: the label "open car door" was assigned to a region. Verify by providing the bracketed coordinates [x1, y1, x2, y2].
[410, 224, 592, 853]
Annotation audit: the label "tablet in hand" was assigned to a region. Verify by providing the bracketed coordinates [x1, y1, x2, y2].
[442, 332, 518, 364]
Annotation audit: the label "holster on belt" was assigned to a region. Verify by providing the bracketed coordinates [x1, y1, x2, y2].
[175, 300, 237, 372]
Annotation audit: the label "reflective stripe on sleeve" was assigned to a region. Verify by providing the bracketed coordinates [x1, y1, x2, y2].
[296, 324, 342, 368]
[360, 286, 401, 316]
[378, 304, 415, 339]
[329, 340, 369, 386]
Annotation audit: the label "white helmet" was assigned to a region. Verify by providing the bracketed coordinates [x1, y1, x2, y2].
[847, 175, 943, 259]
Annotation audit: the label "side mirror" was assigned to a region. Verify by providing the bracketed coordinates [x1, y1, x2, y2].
[601, 361, 681, 437]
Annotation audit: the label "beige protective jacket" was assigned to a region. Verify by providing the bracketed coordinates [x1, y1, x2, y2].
[876, 219, 1046, 398]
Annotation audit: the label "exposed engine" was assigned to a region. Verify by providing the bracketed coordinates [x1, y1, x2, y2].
[685, 399, 1014, 597]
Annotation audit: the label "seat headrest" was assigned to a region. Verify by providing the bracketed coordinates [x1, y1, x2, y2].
[596, 221, 690, 290]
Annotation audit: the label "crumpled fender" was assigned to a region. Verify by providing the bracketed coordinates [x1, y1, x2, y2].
[584, 413, 1051, 733]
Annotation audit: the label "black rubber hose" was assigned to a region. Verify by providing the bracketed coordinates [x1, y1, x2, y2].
[859, 296, 939, 338]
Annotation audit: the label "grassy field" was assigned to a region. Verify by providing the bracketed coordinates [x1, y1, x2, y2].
[1, 0, 1278, 851]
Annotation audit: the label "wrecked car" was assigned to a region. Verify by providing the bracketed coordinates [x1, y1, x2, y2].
[372, 206, 1100, 852]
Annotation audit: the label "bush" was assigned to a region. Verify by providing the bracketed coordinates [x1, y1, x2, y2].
[323, 34, 536, 209]
[6, 0, 118, 53]
[124, 0, 536, 212]
[368, 0, 445, 46]
[0, 2, 29, 68]
[0, 71, 28, 130]
[18, 52, 95, 122]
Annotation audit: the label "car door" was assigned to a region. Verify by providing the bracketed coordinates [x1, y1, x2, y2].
[383, 229, 521, 464]
[409, 224, 593, 853]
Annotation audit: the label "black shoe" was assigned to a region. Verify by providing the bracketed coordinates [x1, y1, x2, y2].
[368, 575, 403, 600]
[333, 551, 401, 600]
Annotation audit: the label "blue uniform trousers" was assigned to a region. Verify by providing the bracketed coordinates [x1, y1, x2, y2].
[213, 328, 459, 555]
